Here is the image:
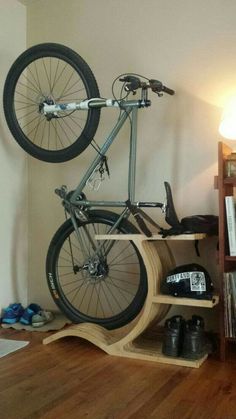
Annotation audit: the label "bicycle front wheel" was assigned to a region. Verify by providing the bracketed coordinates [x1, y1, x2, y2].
[46, 210, 147, 329]
[3, 43, 100, 163]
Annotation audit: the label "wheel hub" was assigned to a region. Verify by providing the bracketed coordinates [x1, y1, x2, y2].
[83, 257, 109, 282]
[38, 96, 56, 120]
[72, 256, 109, 282]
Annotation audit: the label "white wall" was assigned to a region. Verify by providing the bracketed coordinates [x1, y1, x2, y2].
[24, 0, 236, 328]
[0, 0, 27, 310]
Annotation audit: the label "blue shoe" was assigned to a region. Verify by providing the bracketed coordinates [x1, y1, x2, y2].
[20, 303, 42, 325]
[1, 303, 25, 324]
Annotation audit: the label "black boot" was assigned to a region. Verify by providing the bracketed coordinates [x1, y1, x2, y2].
[162, 315, 185, 357]
[182, 315, 206, 359]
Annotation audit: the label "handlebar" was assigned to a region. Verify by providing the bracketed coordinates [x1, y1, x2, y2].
[42, 74, 175, 116]
[119, 75, 175, 96]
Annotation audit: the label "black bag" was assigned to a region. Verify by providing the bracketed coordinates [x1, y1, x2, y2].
[160, 214, 218, 256]
[180, 215, 218, 236]
[161, 214, 218, 237]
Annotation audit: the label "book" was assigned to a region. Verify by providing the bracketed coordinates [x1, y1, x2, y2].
[225, 196, 236, 256]
[224, 271, 236, 338]
[230, 272, 236, 337]
[223, 273, 229, 337]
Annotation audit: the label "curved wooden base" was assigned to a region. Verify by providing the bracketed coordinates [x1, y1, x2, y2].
[43, 234, 213, 368]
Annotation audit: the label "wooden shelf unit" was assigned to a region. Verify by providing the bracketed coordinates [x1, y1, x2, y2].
[217, 141, 236, 360]
[44, 233, 218, 368]
[153, 294, 219, 307]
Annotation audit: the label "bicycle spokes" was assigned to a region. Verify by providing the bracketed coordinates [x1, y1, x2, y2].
[52, 217, 145, 323]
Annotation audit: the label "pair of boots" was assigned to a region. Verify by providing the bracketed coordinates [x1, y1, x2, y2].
[162, 315, 207, 360]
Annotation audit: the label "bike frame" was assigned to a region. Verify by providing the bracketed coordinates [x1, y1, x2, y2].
[45, 98, 164, 212]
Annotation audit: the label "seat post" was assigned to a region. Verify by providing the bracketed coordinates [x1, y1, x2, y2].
[128, 107, 138, 202]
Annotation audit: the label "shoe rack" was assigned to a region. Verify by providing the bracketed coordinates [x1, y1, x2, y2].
[44, 233, 219, 368]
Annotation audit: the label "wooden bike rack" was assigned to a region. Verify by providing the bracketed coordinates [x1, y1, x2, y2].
[43, 234, 219, 368]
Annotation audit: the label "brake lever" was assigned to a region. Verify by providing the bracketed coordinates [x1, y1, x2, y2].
[119, 76, 141, 92]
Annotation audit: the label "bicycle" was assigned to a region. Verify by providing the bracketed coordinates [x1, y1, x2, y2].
[3, 43, 182, 330]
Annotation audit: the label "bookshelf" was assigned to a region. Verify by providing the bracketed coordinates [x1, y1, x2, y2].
[217, 141, 236, 359]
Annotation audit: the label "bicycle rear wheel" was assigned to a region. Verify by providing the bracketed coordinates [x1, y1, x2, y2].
[46, 210, 147, 329]
[3, 43, 100, 163]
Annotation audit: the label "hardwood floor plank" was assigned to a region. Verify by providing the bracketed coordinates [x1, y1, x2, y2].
[0, 329, 236, 419]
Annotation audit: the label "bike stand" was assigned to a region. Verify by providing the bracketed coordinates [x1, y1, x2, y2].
[43, 234, 219, 368]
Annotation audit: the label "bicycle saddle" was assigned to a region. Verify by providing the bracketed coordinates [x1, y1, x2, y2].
[164, 181, 182, 229]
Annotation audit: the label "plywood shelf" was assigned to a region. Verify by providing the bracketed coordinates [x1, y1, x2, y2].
[153, 294, 219, 308]
[44, 322, 207, 368]
[95, 233, 206, 241]
[130, 335, 208, 368]
[44, 234, 217, 368]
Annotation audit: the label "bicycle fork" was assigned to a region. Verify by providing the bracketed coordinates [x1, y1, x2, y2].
[69, 206, 131, 275]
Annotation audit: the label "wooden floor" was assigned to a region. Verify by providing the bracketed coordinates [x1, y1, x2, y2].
[0, 328, 236, 419]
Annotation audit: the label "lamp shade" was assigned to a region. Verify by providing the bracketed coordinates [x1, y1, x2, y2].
[219, 97, 236, 140]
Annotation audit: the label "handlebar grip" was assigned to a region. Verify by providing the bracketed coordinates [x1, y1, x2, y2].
[162, 85, 175, 95]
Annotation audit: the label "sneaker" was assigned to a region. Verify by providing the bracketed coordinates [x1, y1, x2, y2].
[32, 310, 54, 328]
[182, 315, 206, 359]
[20, 303, 42, 325]
[1, 303, 24, 324]
[162, 315, 185, 357]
